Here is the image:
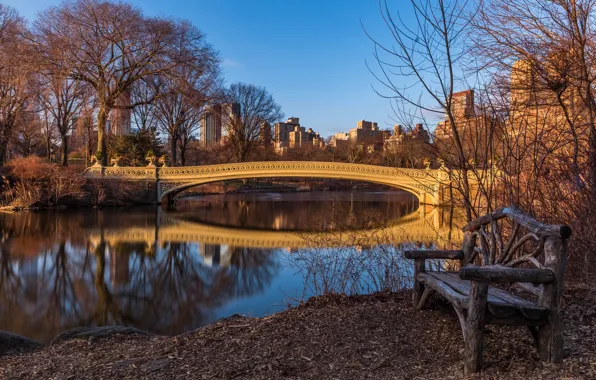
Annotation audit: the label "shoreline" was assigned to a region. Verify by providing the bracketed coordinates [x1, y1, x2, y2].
[0, 181, 402, 211]
[1, 289, 594, 379]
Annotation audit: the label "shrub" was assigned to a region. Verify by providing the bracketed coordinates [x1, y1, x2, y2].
[1, 156, 87, 208]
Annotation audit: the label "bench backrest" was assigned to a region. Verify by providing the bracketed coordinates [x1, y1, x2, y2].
[461, 207, 572, 301]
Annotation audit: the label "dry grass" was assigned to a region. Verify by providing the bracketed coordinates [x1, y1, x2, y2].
[0, 287, 593, 379]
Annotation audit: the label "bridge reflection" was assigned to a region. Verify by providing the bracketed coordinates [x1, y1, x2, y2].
[87, 206, 462, 250]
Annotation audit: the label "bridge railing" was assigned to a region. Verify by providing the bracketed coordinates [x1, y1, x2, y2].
[83, 163, 158, 180]
[83, 161, 450, 182]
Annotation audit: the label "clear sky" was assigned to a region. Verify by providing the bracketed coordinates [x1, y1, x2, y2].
[5, 0, 418, 138]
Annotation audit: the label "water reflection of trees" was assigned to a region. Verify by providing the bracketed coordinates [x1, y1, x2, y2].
[0, 235, 279, 343]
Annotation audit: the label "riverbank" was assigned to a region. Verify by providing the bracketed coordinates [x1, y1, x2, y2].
[1, 288, 594, 379]
[1, 172, 395, 210]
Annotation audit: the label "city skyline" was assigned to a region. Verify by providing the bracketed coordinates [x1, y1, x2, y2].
[4, 0, 431, 138]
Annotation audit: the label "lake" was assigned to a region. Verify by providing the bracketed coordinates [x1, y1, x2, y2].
[0, 190, 460, 343]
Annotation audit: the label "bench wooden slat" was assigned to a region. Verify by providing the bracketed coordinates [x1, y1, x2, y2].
[441, 272, 538, 308]
[404, 250, 464, 260]
[460, 265, 555, 284]
[418, 272, 548, 322]
[416, 272, 468, 310]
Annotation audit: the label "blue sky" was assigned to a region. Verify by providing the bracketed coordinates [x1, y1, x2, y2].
[6, 0, 422, 137]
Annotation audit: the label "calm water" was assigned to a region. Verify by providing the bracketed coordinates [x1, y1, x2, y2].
[0, 191, 460, 343]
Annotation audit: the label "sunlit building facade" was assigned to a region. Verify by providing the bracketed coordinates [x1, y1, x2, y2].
[199, 104, 223, 147]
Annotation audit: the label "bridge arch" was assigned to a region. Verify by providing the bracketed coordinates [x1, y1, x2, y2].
[155, 161, 448, 206]
[160, 174, 428, 204]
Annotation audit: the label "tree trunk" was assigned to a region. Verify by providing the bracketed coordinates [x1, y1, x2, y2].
[170, 135, 177, 167]
[0, 140, 8, 166]
[46, 137, 52, 161]
[179, 138, 186, 166]
[97, 106, 109, 166]
[61, 134, 69, 166]
[589, 126, 596, 201]
[0, 124, 11, 166]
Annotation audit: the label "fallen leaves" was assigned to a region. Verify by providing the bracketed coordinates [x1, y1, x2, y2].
[0, 289, 593, 379]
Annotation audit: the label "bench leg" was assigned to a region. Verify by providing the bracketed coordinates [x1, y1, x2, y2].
[464, 280, 489, 375]
[412, 258, 426, 307]
[417, 287, 435, 309]
[538, 311, 563, 363]
[528, 326, 539, 348]
[537, 237, 565, 363]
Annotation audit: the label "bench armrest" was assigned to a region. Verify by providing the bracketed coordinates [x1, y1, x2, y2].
[404, 250, 463, 260]
[459, 265, 555, 284]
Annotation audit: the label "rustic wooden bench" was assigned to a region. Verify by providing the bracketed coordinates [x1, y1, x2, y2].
[404, 207, 572, 374]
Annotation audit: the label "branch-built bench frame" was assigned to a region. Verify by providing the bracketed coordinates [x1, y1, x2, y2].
[405, 207, 572, 374]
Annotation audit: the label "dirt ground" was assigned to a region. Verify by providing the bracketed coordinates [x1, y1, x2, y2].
[0, 288, 594, 379]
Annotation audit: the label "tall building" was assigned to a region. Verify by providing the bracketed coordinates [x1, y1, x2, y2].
[221, 102, 242, 138]
[312, 133, 325, 149]
[410, 123, 430, 143]
[260, 121, 273, 145]
[109, 90, 132, 135]
[199, 104, 223, 147]
[385, 124, 430, 153]
[288, 125, 325, 149]
[223, 102, 241, 121]
[329, 132, 349, 149]
[451, 90, 475, 119]
[199, 243, 232, 267]
[273, 117, 324, 151]
[435, 89, 501, 167]
[349, 120, 384, 149]
[274, 117, 301, 149]
[508, 57, 585, 157]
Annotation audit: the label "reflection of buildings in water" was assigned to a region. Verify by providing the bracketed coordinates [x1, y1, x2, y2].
[199, 243, 232, 267]
[273, 214, 286, 231]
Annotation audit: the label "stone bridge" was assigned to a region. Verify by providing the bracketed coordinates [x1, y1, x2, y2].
[84, 161, 454, 206]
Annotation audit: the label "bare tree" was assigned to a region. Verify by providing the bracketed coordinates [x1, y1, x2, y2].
[177, 118, 202, 166]
[13, 108, 43, 157]
[0, 5, 32, 165]
[33, 0, 207, 166]
[37, 73, 90, 166]
[366, 0, 479, 220]
[152, 21, 221, 166]
[340, 139, 368, 164]
[223, 83, 283, 162]
[131, 78, 159, 133]
[39, 101, 57, 161]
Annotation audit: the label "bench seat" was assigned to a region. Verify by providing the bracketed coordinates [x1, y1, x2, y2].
[418, 271, 549, 325]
